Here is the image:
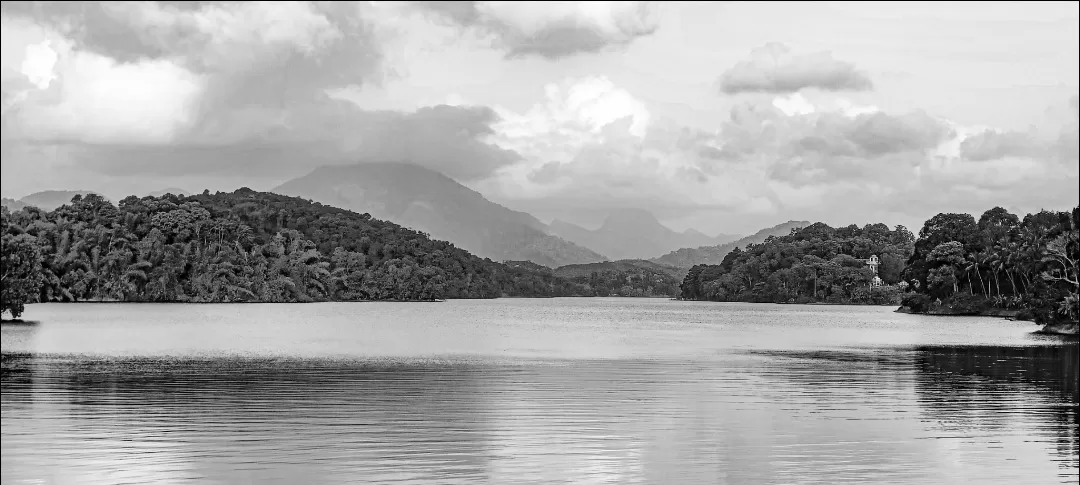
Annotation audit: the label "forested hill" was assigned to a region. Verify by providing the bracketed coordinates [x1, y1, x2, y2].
[678, 205, 1079, 326]
[0, 189, 593, 316]
[680, 222, 916, 305]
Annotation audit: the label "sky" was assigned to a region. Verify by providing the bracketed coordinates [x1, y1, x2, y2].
[1, 1, 1078, 235]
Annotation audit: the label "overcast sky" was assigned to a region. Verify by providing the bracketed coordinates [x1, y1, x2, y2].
[2, 1, 1077, 235]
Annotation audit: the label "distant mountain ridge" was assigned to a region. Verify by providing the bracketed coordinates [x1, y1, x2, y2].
[651, 220, 812, 268]
[3, 190, 101, 212]
[147, 188, 190, 197]
[1, 198, 28, 212]
[549, 208, 740, 261]
[272, 163, 608, 268]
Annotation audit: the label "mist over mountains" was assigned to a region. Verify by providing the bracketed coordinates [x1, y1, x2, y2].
[2, 190, 100, 212]
[3, 163, 812, 270]
[550, 208, 740, 261]
[652, 220, 813, 268]
[272, 163, 608, 268]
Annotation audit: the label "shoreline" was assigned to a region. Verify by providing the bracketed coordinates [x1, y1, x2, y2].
[1033, 322, 1080, 336]
[894, 306, 1022, 318]
[679, 299, 897, 307]
[15, 299, 448, 305]
[895, 306, 1079, 336]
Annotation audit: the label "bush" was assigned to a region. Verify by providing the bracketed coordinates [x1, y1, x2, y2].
[869, 286, 902, 305]
[944, 293, 990, 315]
[901, 293, 932, 313]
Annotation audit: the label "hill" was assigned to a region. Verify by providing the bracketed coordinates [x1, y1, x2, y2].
[652, 220, 812, 268]
[273, 163, 607, 268]
[549, 208, 740, 261]
[0, 189, 594, 310]
[679, 222, 916, 304]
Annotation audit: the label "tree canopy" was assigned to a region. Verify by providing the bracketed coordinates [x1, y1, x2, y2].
[0, 190, 593, 312]
[900, 205, 1078, 324]
[680, 223, 915, 305]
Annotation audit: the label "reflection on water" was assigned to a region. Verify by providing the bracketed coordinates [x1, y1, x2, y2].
[1, 300, 1078, 484]
[914, 344, 1079, 480]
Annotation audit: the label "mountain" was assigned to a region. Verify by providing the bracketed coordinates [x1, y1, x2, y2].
[13, 190, 101, 211]
[2, 188, 594, 303]
[272, 163, 608, 267]
[147, 188, 190, 197]
[651, 220, 812, 268]
[1, 198, 28, 212]
[683, 228, 740, 247]
[549, 208, 741, 260]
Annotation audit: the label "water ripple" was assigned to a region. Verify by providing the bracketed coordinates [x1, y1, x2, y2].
[2, 299, 1077, 484]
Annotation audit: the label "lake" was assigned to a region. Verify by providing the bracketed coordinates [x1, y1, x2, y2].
[2, 298, 1077, 484]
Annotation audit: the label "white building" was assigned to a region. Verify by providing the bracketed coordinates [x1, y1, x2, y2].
[859, 255, 884, 287]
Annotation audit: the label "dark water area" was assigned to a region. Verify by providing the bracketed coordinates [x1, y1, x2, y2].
[2, 299, 1077, 484]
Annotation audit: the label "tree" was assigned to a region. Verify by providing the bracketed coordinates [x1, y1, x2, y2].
[1039, 208, 1079, 321]
[926, 241, 966, 296]
[2, 207, 44, 319]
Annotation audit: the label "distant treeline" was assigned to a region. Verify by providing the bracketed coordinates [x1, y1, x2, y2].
[680, 223, 915, 305]
[3, 190, 1076, 326]
[679, 205, 1079, 326]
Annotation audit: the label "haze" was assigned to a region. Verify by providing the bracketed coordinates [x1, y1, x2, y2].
[1, 1, 1078, 236]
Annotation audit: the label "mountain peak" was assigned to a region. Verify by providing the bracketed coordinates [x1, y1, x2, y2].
[273, 162, 607, 267]
[600, 208, 664, 231]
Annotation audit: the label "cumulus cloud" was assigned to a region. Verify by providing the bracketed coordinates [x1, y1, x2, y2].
[414, 1, 658, 60]
[718, 43, 874, 95]
[1, 1, 520, 184]
[475, 78, 1077, 231]
[475, 76, 780, 217]
[957, 96, 1078, 164]
[959, 129, 1044, 161]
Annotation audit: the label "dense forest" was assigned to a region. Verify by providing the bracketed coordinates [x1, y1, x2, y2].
[553, 260, 685, 297]
[898, 206, 1079, 325]
[1, 189, 596, 318]
[502, 260, 683, 297]
[679, 205, 1079, 326]
[3, 190, 1077, 327]
[679, 223, 916, 305]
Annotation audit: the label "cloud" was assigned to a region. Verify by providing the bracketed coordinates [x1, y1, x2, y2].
[8, 101, 521, 184]
[1, 1, 520, 185]
[2, 1, 382, 144]
[475, 79, 1077, 231]
[414, 1, 658, 60]
[958, 95, 1079, 164]
[718, 43, 874, 95]
[475, 76, 779, 216]
[959, 129, 1043, 161]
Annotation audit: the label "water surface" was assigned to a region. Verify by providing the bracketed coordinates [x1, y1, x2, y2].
[2, 299, 1077, 484]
